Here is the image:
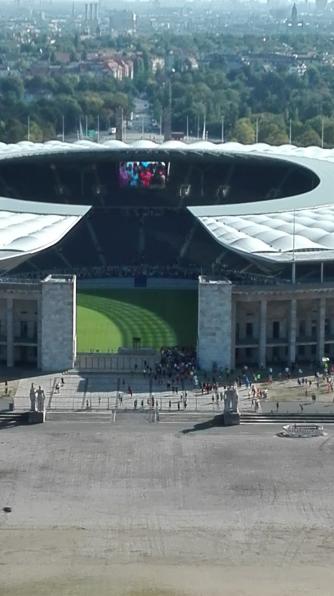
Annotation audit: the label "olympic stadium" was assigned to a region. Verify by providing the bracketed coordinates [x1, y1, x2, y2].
[1, 139, 334, 371]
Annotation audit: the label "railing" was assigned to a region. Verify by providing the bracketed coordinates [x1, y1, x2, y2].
[45, 394, 224, 412]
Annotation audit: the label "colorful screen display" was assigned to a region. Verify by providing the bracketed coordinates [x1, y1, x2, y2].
[119, 161, 167, 189]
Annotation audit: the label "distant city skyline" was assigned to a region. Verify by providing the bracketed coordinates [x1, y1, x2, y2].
[6, 0, 322, 3]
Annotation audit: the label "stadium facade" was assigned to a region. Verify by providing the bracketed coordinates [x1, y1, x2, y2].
[0, 140, 334, 370]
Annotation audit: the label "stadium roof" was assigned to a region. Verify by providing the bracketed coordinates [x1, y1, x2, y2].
[2, 138, 334, 164]
[191, 207, 334, 264]
[0, 197, 90, 272]
[0, 139, 334, 267]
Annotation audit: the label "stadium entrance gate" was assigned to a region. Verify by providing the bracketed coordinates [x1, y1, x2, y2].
[76, 348, 159, 373]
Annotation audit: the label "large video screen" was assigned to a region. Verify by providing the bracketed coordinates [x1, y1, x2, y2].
[119, 161, 167, 189]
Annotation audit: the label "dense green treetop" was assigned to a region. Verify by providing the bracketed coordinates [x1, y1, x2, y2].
[1, 31, 334, 144]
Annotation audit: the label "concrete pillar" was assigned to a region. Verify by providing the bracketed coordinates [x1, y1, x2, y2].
[292, 261, 296, 284]
[37, 296, 42, 369]
[317, 296, 326, 363]
[40, 276, 76, 371]
[259, 299, 267, 367]
[197, 277, 233, 371]
[289, 299, 297, 365]
[6, 297, 14, 367]
[231, 299, 236, 370]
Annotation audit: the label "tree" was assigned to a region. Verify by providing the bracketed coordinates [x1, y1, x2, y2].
[3, 119, 26, 143]
[323, 121, 334, 147]
[56, 96, 82, 130]
[29, 121, 43, 142]
[295, 127, 321, 147]
[0, 76, 24, 101]
[233, 118, 255, 144]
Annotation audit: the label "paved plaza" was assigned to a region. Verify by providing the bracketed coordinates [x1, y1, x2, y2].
[11, 370, 334, 416]
[1, 416, 334, 595]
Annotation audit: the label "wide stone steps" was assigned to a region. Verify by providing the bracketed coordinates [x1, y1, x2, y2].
[46, 411, 114, 422]
[240, 413, 334, 424]
[27, 409, 334, 426]
[0, 411, 29, 427]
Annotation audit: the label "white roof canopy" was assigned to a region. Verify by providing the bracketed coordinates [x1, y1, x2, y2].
[0, 197, 90, 271]
[192, 206, 334, 263]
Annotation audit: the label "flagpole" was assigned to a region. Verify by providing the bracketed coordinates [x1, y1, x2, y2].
[292, 209, 296, 284]
[202, 112, 206, 141]
[321, 117, 324, 148]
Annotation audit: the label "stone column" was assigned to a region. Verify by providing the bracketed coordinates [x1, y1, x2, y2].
[230, 298, 236, 370]
[40, 276, 76, 371]
[317, 296, 326, 363]
[6, 297, 14, 367]
[259, 299, 267, 367]
[37, 296, 42, 370]
[197, 277, 233, 371]
[289, 299, 297, 365]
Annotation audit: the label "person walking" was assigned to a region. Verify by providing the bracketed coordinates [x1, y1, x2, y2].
[276, 401, 279, 412]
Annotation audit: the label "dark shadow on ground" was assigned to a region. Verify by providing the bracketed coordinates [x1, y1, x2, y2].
[181, 414, 224, 434]
[0, 412, 28, 429]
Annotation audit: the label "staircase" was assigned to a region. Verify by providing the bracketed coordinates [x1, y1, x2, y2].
[0, 411, 29, 427]
[240, 412, 334, 424]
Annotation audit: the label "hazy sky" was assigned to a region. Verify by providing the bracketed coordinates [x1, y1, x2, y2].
[8, 0, 318, 5]
[13, 0, 304, 3]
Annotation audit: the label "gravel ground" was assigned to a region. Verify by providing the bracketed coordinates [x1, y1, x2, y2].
[1, 416, 334, 595]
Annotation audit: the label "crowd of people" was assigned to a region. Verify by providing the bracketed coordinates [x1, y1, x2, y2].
[11, 263, 294, 285]
[157, 346, 197, 379]
[119, 161, 167, 189]
[14, 264, 201, 281]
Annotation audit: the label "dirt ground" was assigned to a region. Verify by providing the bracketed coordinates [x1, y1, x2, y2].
[1, 417, 334, 595]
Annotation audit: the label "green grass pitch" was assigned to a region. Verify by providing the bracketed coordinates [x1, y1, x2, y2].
[77, 289, 198, 352]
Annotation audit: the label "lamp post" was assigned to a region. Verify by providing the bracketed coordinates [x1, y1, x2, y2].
[321, 117, 325, 148]
[292, 209, 296, 284]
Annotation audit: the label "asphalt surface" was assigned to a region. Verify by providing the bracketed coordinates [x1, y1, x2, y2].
[1, 417, 334, 595]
